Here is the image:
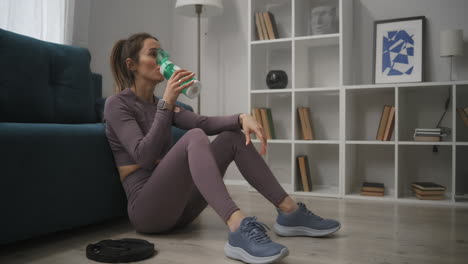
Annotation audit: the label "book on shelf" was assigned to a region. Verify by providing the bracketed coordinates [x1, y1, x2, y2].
[414, 193, 445, 200]
[259, 108, 271, 139]
[297, 107, 315, 140]
[360, 191, 385, 197]
[413, 128, 451, 140]
[376, 105, 394, 141]
[415, 128, 443, 132]
[383, 106, 395, 141]
[412, 182, 446, 191]
[414, 131, 444, 135]
[254, 11, 279, 40]
[254, 12, 265, 40]
[412, 187, 445, 196]
[298, 107, 308, 140]
[263, 12, 279, 40]
[251, 108, 262, 139]
[296, 155, 311, 192]
[265, 108, 276, 139]
[252, 108, 262, 124]
[259, 11, 269, 41]
[413, 135, 441, 142]
[361, 182, 385, 196]
[262, 12, 275, 40]
[268, 12, 279, 39]
[253, 108, 276, 140]
[457, 107, 468, 127]
[361, 182, 385, 192]
[414, 127, 450, 135]
[412, 182, 446, 200]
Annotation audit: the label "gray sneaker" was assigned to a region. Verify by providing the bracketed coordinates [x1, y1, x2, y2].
[273, 202, 341, 237]
[224, 216, 289, 264]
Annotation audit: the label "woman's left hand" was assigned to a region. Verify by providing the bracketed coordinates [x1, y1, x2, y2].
[240, 114, 267, 155]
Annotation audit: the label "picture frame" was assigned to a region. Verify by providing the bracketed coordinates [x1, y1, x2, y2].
[373, 16, 426, 84]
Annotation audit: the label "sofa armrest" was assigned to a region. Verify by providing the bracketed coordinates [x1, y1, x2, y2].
[0, 122, 127, 245]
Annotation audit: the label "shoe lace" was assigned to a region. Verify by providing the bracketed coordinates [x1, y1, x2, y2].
[298, 203, 323, 220]
[241, 217, 272, 244]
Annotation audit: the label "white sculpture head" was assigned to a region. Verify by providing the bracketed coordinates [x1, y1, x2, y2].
[309, 4, 337, 35]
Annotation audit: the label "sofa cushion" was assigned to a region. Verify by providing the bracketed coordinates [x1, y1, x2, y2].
[0, 122, 127, 245]
[0, 29, 96, 123]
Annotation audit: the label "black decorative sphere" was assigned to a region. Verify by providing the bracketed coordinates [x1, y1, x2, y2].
[266, 70, 288, 89]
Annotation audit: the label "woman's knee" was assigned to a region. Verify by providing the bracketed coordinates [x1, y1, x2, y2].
[217, 130, 245, 143]
[182, 128, 209, 144]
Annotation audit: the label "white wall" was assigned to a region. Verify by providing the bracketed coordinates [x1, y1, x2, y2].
[74, 0, 175, 101]
[353, 0, 468, 84]
[77, 0, 468, 182]
[71, 0, 90, 48]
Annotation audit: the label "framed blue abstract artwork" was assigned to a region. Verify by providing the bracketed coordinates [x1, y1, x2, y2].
[373, 16, 426, 84]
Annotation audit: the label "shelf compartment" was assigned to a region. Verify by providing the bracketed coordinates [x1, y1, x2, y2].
[456, 84, 468, 142]
[295, 90, 339, 140]
[294, 143, 339, 195]
[251, 41, 292, 90]
[398, 145, 452, 201]
[398, 85, 453, 142]
[294, 37, 339, 88]
[345, 144, 395, 198]
[251, 0, 292, 41]
[456, 146, 468, 202]
[251, 92, 292, 140]
[294, 0, 340, 37]
[253, 142, 292, 187]
[346, 87, 396, 141]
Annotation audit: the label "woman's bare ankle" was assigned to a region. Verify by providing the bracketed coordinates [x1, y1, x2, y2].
[226, 210, 245, 232]
[278, 196, 299, 213]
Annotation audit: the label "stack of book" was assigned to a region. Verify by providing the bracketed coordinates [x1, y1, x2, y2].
[456, 107, 468, 127]
[412, 182, 446, 200]
[296, 155, 311, 192]
[413, 127, 450, 142]
[376, 105, 395, 141]
[360, 182, 385, 196]
[252, 108, 276, 139]
[254, 11, 279, 40]
[297, 107, 314, 140]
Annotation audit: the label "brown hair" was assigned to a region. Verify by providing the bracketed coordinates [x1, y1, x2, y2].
[110, 33, 158, 93]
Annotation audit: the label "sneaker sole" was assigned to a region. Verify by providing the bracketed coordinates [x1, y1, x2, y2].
[224, 242, 289, 264]
[273, 223, 341, 237]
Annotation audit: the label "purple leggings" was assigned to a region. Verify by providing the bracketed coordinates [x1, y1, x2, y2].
[122, 128, 289, 233]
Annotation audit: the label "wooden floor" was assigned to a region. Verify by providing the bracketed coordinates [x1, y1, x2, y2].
[1, 185, 468, 264]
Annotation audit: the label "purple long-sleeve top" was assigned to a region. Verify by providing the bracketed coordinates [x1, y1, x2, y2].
[103, 88, 241, 170]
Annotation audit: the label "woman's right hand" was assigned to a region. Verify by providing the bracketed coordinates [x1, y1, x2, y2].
[163, 69, 195, 105]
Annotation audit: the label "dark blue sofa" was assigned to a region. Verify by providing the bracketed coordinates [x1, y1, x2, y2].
[0, 29, 192, 245]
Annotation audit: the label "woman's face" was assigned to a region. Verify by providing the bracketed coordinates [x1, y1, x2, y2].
[131, 38, 165, 84]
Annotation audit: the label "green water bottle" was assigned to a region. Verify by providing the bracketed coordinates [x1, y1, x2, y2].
[156, 48, 201, 99]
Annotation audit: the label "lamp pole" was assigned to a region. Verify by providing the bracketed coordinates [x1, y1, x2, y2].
[196, 4, 202, 114]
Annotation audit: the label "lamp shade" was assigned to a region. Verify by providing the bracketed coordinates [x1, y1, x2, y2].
[175, 0, 224, 17]
[440, 29, 464, 57]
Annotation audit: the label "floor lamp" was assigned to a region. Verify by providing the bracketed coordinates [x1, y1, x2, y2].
[432, 29, 464, 152]
[175, 0, 224, 115]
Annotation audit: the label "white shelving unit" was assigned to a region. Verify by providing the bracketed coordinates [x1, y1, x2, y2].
[246, 0, 468, 206]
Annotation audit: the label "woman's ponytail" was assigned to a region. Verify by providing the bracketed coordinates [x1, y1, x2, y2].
[110, 39, 130, 93]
